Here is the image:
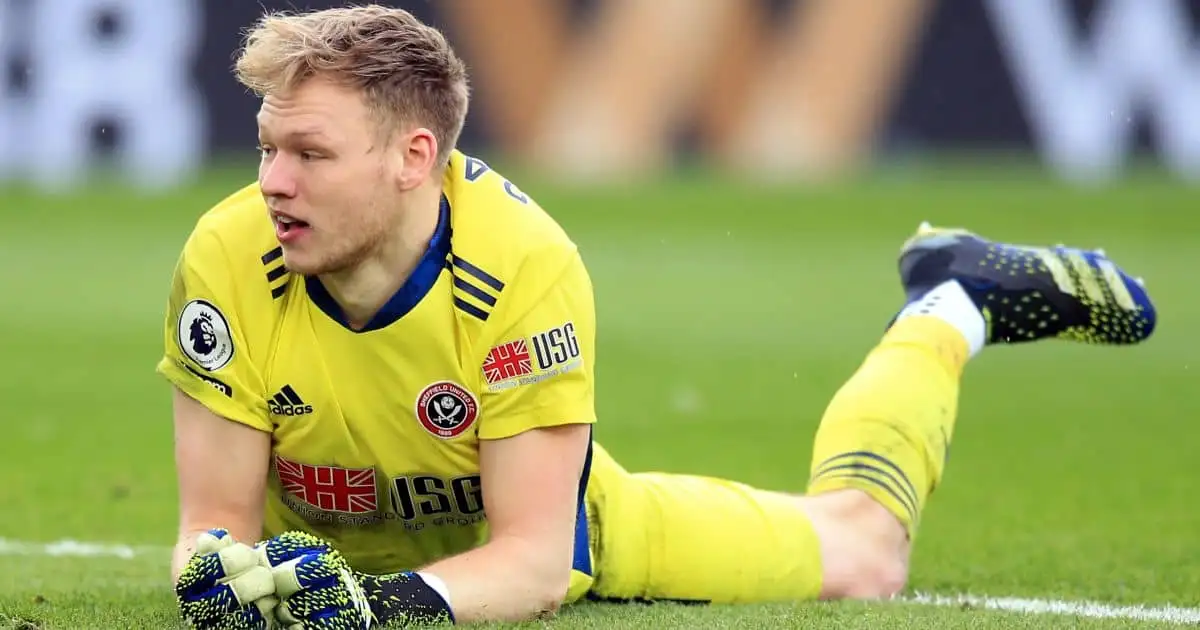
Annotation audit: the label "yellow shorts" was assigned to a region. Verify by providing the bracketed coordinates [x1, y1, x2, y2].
[568, 443, 823, 604]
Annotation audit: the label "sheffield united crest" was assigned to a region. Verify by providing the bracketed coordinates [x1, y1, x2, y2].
[415, 381, 479, 439]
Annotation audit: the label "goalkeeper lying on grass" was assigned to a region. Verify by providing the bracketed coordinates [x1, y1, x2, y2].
[159, 5, 1159, 629]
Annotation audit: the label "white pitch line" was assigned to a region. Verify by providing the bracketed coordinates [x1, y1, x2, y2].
[2, 538, 1198, 625]
[904, 592, 1200, 625]
[0, 537, 168, 560]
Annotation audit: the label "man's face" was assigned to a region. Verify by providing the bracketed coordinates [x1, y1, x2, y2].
[255, 77, 403, 276]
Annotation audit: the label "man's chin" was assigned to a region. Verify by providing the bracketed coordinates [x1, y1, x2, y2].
[282, 249, 360, 278]
[281, 251, 330, 277]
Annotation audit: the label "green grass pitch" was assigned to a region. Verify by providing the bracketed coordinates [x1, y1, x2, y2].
[1, 160, 1197, 628]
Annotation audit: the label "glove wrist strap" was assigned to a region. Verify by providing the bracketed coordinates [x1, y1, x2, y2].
[358, 571, 455, 626]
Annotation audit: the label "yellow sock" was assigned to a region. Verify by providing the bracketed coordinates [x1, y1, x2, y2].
[806, 315, 969, 537]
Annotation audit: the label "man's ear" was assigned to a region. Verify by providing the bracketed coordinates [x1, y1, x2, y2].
[394, 127, 439, 191]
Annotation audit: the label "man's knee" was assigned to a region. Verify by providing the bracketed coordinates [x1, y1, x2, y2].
[796, 490, 911, 600]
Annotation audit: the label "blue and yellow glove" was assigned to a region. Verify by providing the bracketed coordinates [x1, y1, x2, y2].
[175, 529, 280, 630]
[257, 531, 454, 629]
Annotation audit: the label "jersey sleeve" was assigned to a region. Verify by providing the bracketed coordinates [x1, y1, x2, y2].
[155, 227, 271, 432]
[477, 252, 597, 440]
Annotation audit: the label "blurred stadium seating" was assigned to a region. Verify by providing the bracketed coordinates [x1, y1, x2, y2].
[3, 0, 1200, 187]
[2, 1, 1199, 627]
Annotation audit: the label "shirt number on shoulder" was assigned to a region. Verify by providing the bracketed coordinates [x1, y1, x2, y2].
[464, 156, 528, 204]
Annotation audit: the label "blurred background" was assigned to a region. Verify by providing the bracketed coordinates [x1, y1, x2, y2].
[4, 0, 1200, 187]
[2, 2, 1200, 624]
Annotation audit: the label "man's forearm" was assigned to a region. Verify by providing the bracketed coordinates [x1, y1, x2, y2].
[415, 535, 570, 624]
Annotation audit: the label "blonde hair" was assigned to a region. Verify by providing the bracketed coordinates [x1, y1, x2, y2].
[234, 5, 469, 166]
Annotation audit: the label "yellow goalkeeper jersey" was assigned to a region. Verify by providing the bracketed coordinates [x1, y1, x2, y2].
[156, 151, 598, 585]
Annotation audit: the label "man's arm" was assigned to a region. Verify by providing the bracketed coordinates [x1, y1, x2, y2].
[171, 386, 272, 580]
[158, 217, 276, 581]
[417, 422, 592, 623]
[412, 250, 601, 622]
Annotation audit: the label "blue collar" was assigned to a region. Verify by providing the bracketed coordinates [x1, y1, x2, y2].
[305, 195, 452, 332]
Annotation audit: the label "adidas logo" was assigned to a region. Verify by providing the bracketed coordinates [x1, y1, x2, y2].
[269, 385, 313, 416]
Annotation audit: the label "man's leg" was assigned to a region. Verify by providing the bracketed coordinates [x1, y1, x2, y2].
[801, 224, 1156, 598]
[586, 224, 1155, 604]
[798, 304, 975, 599]
[585, 443, 829, 603]
[586, 309, 969, 603]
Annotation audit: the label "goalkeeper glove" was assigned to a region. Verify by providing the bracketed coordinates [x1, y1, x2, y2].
[257, 531, 454, 629]
[175, 529, 280, 630]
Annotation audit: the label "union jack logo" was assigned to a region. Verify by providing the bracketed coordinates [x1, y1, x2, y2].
[275, 455, 378, 514]
[482, 339, 532, 384]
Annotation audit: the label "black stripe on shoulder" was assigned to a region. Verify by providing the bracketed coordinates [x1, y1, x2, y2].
[454, 297, 489, 321]
[450, 254, 504, 291]
[262, 247, 290, 300]
[453, 276, 497, 307]
[261, 247, 283, 265]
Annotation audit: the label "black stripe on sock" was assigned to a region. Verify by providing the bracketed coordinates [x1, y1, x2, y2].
[810, 472, 918, 526]
[810, 461, 919, 523]
[814, 451, 920, 514]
